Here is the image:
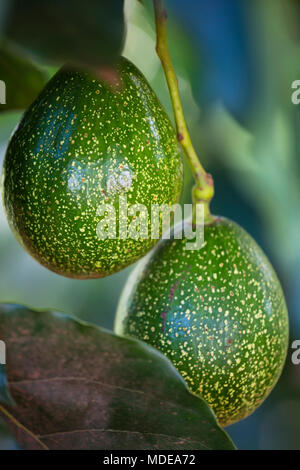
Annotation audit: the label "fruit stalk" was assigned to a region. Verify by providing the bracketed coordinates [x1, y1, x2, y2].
[153, 0, 214, 223]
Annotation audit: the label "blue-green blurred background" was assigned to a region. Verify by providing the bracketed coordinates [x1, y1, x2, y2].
[0, 0, 300, 449]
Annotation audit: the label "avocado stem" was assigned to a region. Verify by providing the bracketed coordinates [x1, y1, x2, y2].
[153, 0, 214, 224]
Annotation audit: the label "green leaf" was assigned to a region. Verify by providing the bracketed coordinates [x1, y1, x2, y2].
[0, 41, 48, 112]
[0, 304, 235, 450]
[2, 0, 125, 70]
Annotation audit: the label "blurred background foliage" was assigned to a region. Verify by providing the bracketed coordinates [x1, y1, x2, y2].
[0, 0, 299, 449]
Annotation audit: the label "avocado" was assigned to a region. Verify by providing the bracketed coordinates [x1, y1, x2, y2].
[115, 217, 289, 426]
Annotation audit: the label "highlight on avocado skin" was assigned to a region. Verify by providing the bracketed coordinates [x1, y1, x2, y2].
[115, 217, 289, 427]
[1, 57, 183, 279]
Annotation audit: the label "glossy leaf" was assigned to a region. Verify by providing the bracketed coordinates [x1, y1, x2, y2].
[2, 0, 125, 70]
[0, 304, 235, 450]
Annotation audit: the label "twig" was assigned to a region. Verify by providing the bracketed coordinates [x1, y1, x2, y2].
[153, 0, 214, 222]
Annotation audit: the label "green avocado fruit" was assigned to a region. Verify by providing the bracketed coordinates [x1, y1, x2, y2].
[1, 57, 183, 278]
[115, 217, 289, 427]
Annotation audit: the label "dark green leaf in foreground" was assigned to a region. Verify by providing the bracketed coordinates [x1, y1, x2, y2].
[0, 304, 235, 450]
[2, 0, 125, 70]
[0, 41, 48, 112]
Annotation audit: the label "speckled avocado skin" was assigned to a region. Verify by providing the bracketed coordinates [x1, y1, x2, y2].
[115, 217, 289, 427]
[2, 57, 183, 278]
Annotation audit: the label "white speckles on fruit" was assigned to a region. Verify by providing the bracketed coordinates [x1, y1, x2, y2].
[115, 217, 289, 427]
[2, 57, 183, 278]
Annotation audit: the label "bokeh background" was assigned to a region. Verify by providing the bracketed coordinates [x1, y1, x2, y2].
[0, 0, 300, 449]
